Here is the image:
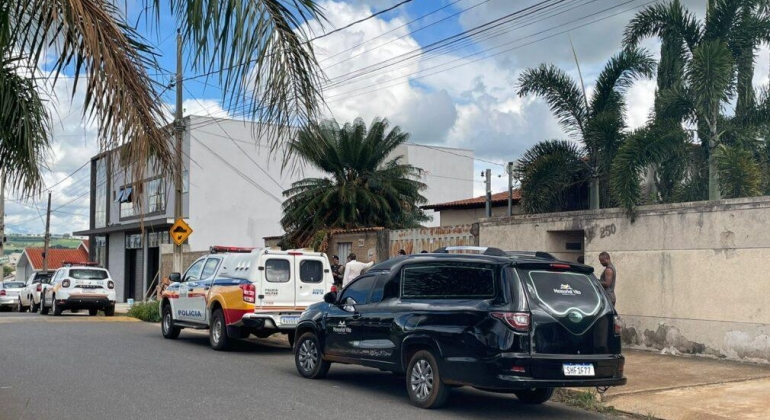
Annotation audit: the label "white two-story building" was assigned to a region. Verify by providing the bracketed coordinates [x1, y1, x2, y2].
[74, 116, 475, 302]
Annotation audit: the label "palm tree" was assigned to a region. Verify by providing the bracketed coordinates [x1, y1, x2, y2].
[1, 0, 325, 197]
[616, 0, 770, 209]
[281, 118, 428, 247]
[515, 47, 656, 212]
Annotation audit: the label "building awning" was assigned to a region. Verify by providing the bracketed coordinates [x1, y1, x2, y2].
[74, 218, 175, 236]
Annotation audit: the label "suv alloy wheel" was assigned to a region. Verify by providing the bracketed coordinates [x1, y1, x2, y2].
[40, 296, 50, 315]
[406, 350, 449, 409]
[52, 296, 63, 316]
[295, 332, 330, 379]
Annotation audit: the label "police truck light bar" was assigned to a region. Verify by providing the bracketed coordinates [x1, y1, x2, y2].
[210, 246, 255, 254]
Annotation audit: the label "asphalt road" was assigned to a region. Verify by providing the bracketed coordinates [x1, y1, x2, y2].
[0, 312, 621, 420]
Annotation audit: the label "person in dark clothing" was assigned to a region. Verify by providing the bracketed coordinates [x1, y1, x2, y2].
[398, 249, 407, 256]
[330, 255, 343, 288]
[598, 252, 617, 305]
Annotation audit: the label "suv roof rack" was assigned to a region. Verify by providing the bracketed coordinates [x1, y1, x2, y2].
[432, 246, 508, 257]
[504, 251, 558, 260]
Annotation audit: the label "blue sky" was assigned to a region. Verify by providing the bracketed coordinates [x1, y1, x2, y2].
[8, 0, 765, 235]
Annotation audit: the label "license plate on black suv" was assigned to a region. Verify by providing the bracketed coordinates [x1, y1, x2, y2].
[563, 363, 595, 376]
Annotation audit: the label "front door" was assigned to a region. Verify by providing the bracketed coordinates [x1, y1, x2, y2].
[324, 275, 376, 359]
[176, 258, 205, 322]
[187, 257, 221, 325]
[355, 275, 398, 366]
[294, 257, 326, 309]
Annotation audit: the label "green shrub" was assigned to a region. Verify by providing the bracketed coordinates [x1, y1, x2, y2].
[127, 301, 161, 322]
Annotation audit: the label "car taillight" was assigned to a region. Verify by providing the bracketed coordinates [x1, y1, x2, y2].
[37, 284, 42, 292]
[107, 281, 115, 289]
[614, 315, 623, 336]
[0, 290, 5, 296]
[62, 280, 70, 288]
[491, 312, 530, 332]
[240, 283, 256, 303]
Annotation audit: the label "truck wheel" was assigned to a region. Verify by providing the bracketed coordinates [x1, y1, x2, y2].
[40, 296, 49, 315]
[514, 388, 554, 404]
[294, 332, 330, 379]
[287, 331, 296, 348]
[31, 298, 39, 313]
[52, 296, 63, 316]
[161, 305, 181, 339]
[406, 350, 449, 409]
[89, 309, 98, 316]
[209, 309, 231, 351]
[104, 305, 115, 317]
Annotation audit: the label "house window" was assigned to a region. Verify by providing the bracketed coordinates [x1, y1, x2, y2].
[125, 233, 142, 250]
[94, 159, 107, 228]
[118, 185, 135, 218]
[146, 178, 166, 214]
[337, 242, 352, 261]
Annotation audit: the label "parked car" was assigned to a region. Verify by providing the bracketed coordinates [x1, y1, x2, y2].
[160, 246, 335, 350]
[0, 281, 27, 312]
[293, 247, 626, 408]
[22, 271, 54, 312]
[40, 264, 117, 316]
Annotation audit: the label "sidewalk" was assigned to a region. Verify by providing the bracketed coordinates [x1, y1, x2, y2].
[601, 349, 770, 419]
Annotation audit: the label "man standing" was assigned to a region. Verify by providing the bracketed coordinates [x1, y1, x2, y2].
[598, 252, 617, 305]
[330, 255, 343, 288]
[343, 253, 375, 287]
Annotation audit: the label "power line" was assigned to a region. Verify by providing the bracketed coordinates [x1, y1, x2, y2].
[311, 0, 415, 42]
[180, 0, 416, 84]
[325, 0, 648, 102]
[321, 0, 480, 67]
[407, 143, 506, 167]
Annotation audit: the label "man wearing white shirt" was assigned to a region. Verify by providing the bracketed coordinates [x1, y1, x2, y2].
[342, 253, 375, 287]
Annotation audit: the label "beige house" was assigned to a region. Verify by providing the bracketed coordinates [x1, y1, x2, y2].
[423, 190, 523, 226]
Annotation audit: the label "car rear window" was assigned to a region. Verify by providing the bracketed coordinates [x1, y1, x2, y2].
[299, 260, 323, 283]
[402, 263, 496, 299]
[3, 282, 25, 289]
[35, 274, 53, 283]
[69, 269, 109, 280]
[520, 270, 602, 315]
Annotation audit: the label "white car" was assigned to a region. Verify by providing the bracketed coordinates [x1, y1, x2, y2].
[0, 281, 27, 312]
[40, 265, 117, 316]
[22, 271, 55, 312]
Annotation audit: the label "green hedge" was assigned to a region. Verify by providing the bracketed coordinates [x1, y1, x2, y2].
[127, 301, 161, 322]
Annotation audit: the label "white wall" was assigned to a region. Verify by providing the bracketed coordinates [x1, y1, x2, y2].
[185, 117, 475, 249]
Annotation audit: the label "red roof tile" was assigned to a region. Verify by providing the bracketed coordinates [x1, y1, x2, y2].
[24, 248, 90, 270]
[423, 190, 522, 210]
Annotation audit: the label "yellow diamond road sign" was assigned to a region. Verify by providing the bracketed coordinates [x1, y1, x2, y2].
[170, 218, 193, 246]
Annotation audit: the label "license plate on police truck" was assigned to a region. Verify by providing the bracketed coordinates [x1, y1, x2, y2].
[563, 363, 595, 376]
[280, 316, 300, 325]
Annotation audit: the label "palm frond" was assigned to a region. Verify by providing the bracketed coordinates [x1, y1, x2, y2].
[687, 40, 735, 122]
[590, 47, 657, 115]
[0, 56, 50, 195]
[11, 0, 172, 191]
[166, 0, 327, 165]
[714, 144, 762, 198]
[517, 64, 587, 138]
[623, 0, 701, 52]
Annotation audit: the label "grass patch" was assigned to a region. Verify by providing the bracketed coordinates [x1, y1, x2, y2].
[554, 389, 613, 414]
[126, 301, 161, 322]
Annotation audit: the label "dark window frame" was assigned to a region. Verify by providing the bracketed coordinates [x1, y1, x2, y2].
[299, 260, 324, 284]
[400, 263, 497, 299]
[265, 259, 291, 283]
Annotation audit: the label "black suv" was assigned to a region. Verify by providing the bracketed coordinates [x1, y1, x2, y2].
[293, 248, 626, 408]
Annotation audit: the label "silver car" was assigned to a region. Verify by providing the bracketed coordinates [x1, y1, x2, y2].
[1, 281, 27, 312]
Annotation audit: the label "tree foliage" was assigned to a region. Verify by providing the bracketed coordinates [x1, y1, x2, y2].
[281, 118, 428, 247]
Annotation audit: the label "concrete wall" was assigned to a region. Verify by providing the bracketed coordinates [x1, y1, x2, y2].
[480, 197, 770, 363]
[439, 205, 521, 227]
[389, 225, 479, 256]
[327, 230, 385, 264]
[107, 232, 126, 302]
[15, 254, 34, 282]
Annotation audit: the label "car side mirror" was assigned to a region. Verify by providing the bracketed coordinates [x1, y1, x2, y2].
[169, 272, 181, 283]
[323, 291, 337, 304]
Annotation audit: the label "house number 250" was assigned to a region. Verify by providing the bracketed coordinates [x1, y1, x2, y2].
[600, 224, 616, 238]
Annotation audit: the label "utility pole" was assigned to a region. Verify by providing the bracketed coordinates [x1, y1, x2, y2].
[484, 169, 492, 218]
[507, 162, 513, 217]
[173, 29, 184, 274]
[0, 173, 5, 258]
[43, 192, 51, 271]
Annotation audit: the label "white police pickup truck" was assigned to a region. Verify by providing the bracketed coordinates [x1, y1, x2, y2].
[160, 246, 335, 350]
